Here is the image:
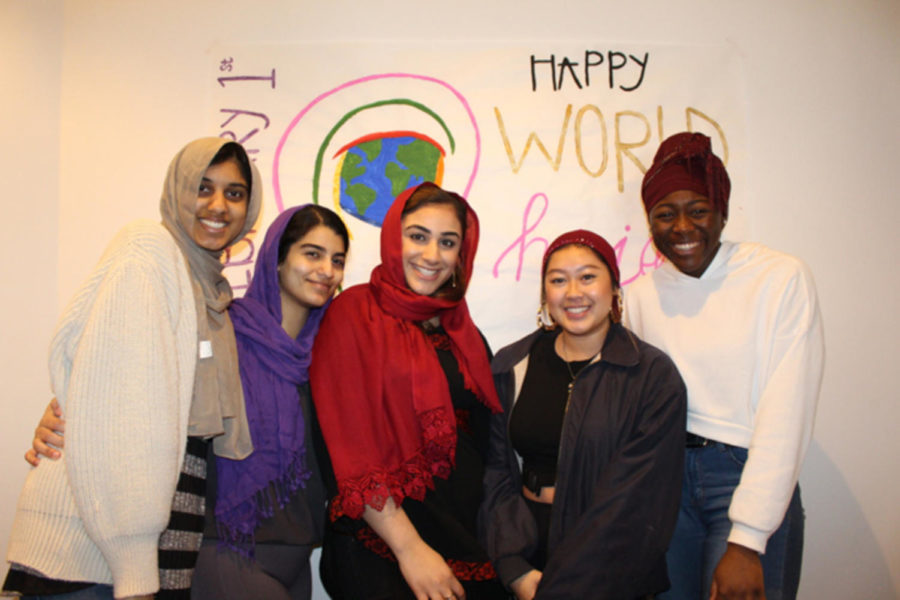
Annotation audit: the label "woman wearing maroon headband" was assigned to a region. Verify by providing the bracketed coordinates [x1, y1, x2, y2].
[309, 182, 507, 600]
[482, 230, 687, 599]
[626, 132, 825, 600]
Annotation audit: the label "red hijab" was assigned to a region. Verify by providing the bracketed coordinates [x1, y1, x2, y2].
[310, 182, 500, 520]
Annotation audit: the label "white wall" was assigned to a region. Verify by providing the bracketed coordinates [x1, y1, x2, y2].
[2, 1, 898, 598]
[0, 0, 63, 585]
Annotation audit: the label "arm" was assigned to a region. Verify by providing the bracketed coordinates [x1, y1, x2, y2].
[479, 365, 540, 589]
[58, 240, 194, 598]
[536, 354, 687, 598]
[363, 499, 465, 600]
[25, 398, 65, 465]
[716, 263, 824, 596]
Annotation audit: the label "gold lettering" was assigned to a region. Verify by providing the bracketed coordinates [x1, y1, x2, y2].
[494, 104, 573, 173]
[614, 111, 651, 192]
[574, 105, 608, 177]
[656, 105, 664, 141]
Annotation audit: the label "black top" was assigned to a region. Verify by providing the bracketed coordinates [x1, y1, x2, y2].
[402, 327, 494, 570]
[510, 332, 591, 490]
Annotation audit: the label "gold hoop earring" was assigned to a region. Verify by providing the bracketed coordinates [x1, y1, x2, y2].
[610, 291, 624, 324]
[537, 302, 557, 330]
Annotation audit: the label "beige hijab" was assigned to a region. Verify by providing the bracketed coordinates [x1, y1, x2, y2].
[160, 137, 261, 459]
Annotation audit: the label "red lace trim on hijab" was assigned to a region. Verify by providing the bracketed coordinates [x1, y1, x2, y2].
[328, 406, 456, 520]
[447, 559, 498, 582]
[355, 528, 498, 581]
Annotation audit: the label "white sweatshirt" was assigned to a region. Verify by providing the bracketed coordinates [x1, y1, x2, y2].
[5, 220, 198, 598]
[624, 241, 824, 553]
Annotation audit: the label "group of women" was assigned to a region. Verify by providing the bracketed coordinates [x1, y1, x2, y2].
[6, 131, 822, 600]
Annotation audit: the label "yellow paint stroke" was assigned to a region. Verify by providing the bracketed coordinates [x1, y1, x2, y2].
[615, 110, 652, 193]
[331, 152, 355, 241]
[495, 104, 573, 173]
[575, 104, 608, 177]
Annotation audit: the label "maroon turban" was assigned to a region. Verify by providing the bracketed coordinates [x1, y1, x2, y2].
[542, 229, 621, 287]
[641, 132, 731, 219]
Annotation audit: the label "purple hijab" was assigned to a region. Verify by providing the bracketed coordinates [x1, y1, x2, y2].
[216, 205, 330, 554]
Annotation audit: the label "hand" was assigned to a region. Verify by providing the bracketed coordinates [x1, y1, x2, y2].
[25, 398, 65, 466]
[395, 538, 465, 600]
[710, 542, 765, 599]
[362, 499, 464, 600]
[510, 569, 542, 600]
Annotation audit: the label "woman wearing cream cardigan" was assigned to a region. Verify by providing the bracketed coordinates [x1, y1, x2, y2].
[5, 138, 261, 600]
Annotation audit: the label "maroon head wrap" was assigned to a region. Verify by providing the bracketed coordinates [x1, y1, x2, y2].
[542, 229, 621, 287]
[641, 132, 731, 219]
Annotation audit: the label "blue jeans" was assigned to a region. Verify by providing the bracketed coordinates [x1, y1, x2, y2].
[22, 584, 114, 600]
[659, 442, 804, 600]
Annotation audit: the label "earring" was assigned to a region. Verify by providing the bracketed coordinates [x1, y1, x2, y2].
[537, 302, 557, 330]
[609, 291, 624, 323]
[451, 271, 457, 288]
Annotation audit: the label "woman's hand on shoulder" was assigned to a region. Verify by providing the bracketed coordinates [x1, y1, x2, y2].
[25, 398, 65, 466]
[395, 537, 465, 600]
[510, 569, 542, 600]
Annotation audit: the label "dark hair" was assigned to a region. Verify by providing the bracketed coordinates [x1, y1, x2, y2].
[401, 183, 468, 302]
[209, 141, 253, 196]
[277, 204, 350, 264]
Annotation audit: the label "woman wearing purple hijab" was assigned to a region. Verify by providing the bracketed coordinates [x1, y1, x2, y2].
[24, 203, 349, 600]
[191, 204, 349, 600]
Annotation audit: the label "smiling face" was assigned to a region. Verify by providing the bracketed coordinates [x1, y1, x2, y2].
[400, 203, 463, 296]
[189, 158, 249, 251]
[278, 224, 346, 315]
[544, 245, 615, 340]
[649, 189, 725, 278]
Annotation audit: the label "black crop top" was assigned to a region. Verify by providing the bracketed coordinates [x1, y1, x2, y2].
[509, 332, 590, 492]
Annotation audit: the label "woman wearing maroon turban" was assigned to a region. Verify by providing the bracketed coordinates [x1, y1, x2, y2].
[481, 230, 687, 599]
[625, 132, 825, 600]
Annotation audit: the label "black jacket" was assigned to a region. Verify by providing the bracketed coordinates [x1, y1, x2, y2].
[480, 324, 686, 599]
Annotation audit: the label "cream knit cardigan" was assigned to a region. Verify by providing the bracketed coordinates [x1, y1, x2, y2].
[6, 220, 198, 598]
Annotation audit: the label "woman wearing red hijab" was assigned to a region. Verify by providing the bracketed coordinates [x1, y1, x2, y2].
[310, 182, 507, 600]
[626, 132, 825, 600]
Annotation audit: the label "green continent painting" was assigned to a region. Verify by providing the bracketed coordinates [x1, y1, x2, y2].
[339, 135, 442, 226]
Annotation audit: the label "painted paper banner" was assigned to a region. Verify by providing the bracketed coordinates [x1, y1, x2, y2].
[207, 42, 747, 347]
